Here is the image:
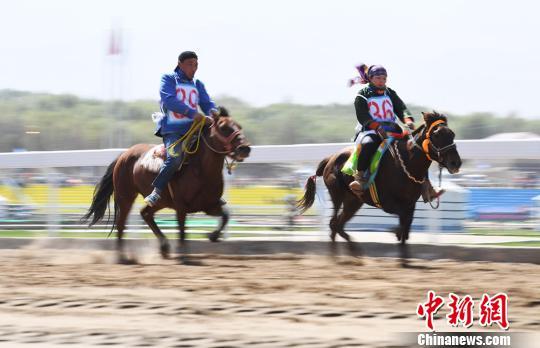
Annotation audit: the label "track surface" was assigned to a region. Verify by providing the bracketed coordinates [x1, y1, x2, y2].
[0, 248, 538, 347]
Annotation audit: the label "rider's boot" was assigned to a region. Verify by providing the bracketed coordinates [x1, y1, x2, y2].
[349, 171, 367, 198]
[144, 188, 162, 207]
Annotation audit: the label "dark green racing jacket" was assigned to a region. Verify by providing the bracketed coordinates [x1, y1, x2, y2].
[354, 84, 414, 131]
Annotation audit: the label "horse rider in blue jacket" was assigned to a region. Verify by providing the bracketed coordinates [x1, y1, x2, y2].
[144, 51, 219, 207]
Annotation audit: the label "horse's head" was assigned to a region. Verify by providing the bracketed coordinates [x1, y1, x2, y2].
[208, 106, 251, 161]
[419, 111, 462, 174]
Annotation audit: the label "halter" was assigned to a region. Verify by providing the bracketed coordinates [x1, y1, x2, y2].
[202, 121, 245, 174]
[420, 119, 456, 161]
[394, 119, 455, 185]
[209, 122, 242, 153]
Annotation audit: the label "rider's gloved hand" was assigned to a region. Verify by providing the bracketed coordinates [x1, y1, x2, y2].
[405, 117, 415, 130]
[366, 121, 387, 139]
[210, 108, 220, 118]
[375, 125, 387, 139]
[205, 116, 215, 125]
[194, 113, 206, 123]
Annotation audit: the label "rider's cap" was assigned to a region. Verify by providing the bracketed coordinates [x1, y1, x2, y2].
[178, 51, 198, 62]
[368, 65, 387, 78]
[350, 63, 387, 86]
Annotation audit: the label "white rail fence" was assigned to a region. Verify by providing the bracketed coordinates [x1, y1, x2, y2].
[1, 139, 540, 168]
[0, 139, 539, 237]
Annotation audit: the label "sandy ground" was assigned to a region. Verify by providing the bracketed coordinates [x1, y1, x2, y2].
[0, 247, 538, 348]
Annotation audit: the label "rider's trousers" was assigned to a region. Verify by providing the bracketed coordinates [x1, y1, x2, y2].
[152, 133, 185, 192]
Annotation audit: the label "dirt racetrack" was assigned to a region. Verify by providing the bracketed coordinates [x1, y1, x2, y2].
[0, 247, 538, 347]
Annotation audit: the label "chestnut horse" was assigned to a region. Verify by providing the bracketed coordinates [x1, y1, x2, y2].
[297, 112, 462, 245]
[83, 107, 251, 262]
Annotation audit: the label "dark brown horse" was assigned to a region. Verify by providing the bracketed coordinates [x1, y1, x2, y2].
[83, 107, 251, 262]
[297, 112, 461, 245]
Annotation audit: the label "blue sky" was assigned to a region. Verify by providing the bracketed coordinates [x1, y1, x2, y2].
[1, 0, 539, 117]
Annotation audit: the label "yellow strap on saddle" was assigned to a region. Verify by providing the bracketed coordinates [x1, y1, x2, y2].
[368, 182, 382, 208]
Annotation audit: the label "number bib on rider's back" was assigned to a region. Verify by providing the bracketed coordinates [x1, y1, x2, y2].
[166, 83, 199, 123]
[367, 93, 396, 123]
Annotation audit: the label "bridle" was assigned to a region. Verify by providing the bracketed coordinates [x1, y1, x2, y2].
[202, 120, 247, 174]
[202, 121, 243, 154]
[394, 119, 455, 185]
[209, 121, 243, 153]
[419, 119, 456, 162]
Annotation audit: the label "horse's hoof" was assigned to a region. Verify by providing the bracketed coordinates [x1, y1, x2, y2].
[207, 231, 221, 242]
[117, 256, 137, 265]
[160, 243, 171, 259]
[178, 255, 203, 266]
[392, 227, 402, 241]
[346, 241, 361, 257]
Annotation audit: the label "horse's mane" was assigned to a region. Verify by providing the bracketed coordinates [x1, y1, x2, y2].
[411, 111, 448, 138]
[218, 106, 229, 117]
[423, 111, 448, 125]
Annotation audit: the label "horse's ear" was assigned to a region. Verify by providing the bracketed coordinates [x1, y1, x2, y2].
[422, 111, 430, 123]
[218, 106, 230, 117]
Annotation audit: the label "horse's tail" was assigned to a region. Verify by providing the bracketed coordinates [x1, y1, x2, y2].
[296, 157, 329, 214]
[81, 159, 118, 227]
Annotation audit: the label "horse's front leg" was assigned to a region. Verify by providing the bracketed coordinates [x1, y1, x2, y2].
[205, 199, 230, 242]
[176, 209, 201, 265]
[140, 205, 170, 260]
[176, 209, 187, 251]
[397, 206, 415, 244]
[175, 209, 197, 265]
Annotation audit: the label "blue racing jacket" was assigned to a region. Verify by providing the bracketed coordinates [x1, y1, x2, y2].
[155, 68, 217, 136]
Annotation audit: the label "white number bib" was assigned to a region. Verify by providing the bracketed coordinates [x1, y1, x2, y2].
[167, 83, 199, 123]
[366, 94, 396, 122]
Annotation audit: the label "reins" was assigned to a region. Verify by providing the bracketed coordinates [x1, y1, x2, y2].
[166, 117, 242, 175]
[166, 117, 207, 158]
[393, 119, 453, 209]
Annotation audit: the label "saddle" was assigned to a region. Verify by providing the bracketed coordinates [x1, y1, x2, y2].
[342, 136, 402, 208]
[151, 136, 199, 161]
[342, 137, 396, 187]
[151, 144, 167, 159]
[139, 136, 199, 173]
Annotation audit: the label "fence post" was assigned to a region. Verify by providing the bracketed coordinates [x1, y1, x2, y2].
[47, 171, 60, 237]
[316, 179, 329, 241]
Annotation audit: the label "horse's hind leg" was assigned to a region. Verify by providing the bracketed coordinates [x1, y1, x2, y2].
[140, 205, 171, 259]
[114, 191, 137, 264]
[327, 187, 343, 242]
[335, 196, 362, 242]
[333, 196, 364, 257]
